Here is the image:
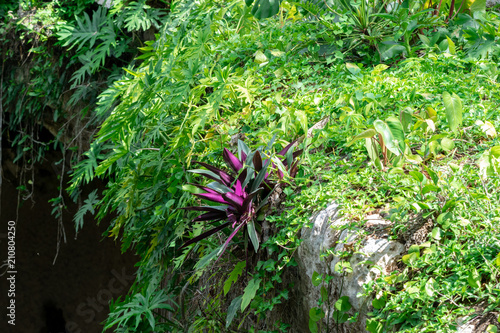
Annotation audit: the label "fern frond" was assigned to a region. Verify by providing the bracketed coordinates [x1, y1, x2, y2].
[58, 6, 108, 50]
[74, 189, 99, 232]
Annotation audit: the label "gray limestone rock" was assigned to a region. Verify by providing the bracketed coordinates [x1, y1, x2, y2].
[294, 204, 404, 332]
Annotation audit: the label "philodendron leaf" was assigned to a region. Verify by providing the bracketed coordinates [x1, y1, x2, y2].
[374, 119, 400, 155]
[378, 42, 406, 61]
[224, 261, 246, 295]
[365, 138, 383, 169]
[241, 278, 261, 311]
[386, 116, 405, 154]
[442, 92, 463, 133]
[347, 129, 377, 146]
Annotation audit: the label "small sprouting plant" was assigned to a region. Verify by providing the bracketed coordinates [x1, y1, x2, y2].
[181, 138, 301, 256]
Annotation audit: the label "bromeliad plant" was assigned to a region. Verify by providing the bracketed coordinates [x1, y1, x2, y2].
[181, 138, 301, 256]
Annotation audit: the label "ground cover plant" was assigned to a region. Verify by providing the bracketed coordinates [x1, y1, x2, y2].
[3, 0, 500, 331]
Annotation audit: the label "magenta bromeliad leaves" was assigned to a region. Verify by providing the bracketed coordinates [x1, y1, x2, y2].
[181, 137, 302, 256]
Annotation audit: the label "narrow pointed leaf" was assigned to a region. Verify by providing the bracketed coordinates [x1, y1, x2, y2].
[285, 145, 294, 168]
[182, 205, 229, 212]
[251, 158, 271, 193]
[180, 221, 232, 249]
[194, 161, 234, 186]
[223, 192, 245, 210]
[234, 179, 244, 197]
[188, 169, 222, 182]
[193, 211, 226, 222]
[206, 182, 232, 194]
[219, 221, 247, 257]
[253, 151, 263, 172]
[242, 188, 263, 211]
[278, 139, 297, 156]
[189, 183, 218, 194]
[194, 192, 229, 204]
[266, 134, 277, 151]
[223, 148, 244, 173]
[247, 221, 260, 252]
[347, 129, 377, 147]
[238, 140, 251, 160]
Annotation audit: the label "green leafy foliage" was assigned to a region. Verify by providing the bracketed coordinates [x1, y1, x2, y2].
[73, 189, 99, 232]
[9, 0, 497, 331]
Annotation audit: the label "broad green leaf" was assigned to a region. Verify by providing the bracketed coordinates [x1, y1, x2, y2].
[386, 116, 406, 154]
[419, 34, 431, 46]
[400, 107, 413, 131]
[224, 261, 246, 295]
[424, 277, 438, 297]
[366, 318, 384, 333]
[295, 110, 308, 135]
[426, 107, 437, 121]
[486, 325, 498, 333]
[468, 268, 481, 289]
[425, 119, 436, 133]
[442, 92, 463, 133]
[309, 307, 325, 322]
[332, 310, 349, 323]
[379, 42, 406, 61]
[366, 138, 383, 169]
[374, 120, 400, 155]
[492, 146, 500, 157]
[247, 0, 281, 19]
[308, 307, 324, 333]
[441, 137, 455, 152]
[372, 295, 386, 309]
[309, 319, 318, 333]
[406, 153, 423, 164]
[270, 49, 285, 57]
[424, 165, 439, 185]
[254, 50, 268, 64]
[402, 252, 419, 265]
[495, 252, 500, 267]
[446, 36, 456, 55]
[320, 286, 328, 302]
[312, 271, 322, 287]
[334, 296, 352, 312]
[241, 278, 261, 311]
[476, 120, 497, 138]
[408, 244, 420, 254]
[372, 64, 389, 74]
[226, 296, 242, 328]
[346, 62, 361, 76]
[347, 129, 377, 146]
[470, 0, 486, 12]
[409, 170, 424, 183]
